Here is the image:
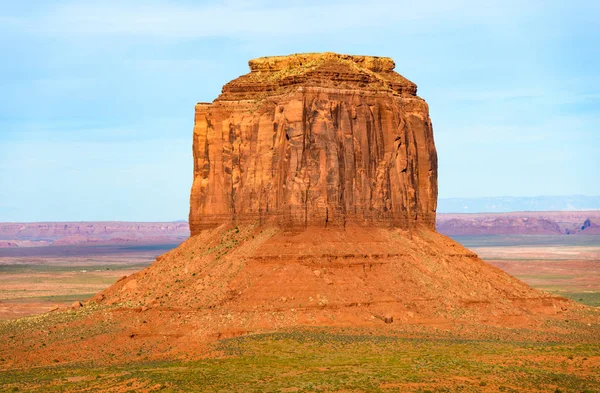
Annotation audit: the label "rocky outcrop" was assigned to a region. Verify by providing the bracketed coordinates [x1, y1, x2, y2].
[577, 219, 600, 234]
[189, 53, 437, 234]
[0, 241, 18, 248]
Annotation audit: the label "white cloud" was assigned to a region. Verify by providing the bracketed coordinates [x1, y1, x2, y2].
[435, 88, 548, 102]
[433, 88, 600, 106]
[436, 112, 600, 144]
[6, 0, 543, 39]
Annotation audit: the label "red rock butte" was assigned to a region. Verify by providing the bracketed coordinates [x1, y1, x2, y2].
[96, 53, 570, 326]
[2, 53, 596, 370]
[189, 53, 437, 233]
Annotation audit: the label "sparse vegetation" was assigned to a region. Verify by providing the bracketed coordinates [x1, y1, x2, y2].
[1, 330, 599, 392]
[1, 228, 598, 392]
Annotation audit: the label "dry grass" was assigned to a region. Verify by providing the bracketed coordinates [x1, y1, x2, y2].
[1, 330, 599, 392]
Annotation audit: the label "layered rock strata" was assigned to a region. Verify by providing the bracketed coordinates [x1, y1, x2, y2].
[189, 53, 437, 234]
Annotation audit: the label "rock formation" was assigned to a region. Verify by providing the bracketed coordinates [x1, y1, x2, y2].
[95, 53, 571, 334]
[2, 53, 598, 370]
[189, 53, 437, 234]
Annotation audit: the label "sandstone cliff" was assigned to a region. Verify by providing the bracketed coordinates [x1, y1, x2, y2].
[189, 53, 437, 234]
[99, 54, 574, 325]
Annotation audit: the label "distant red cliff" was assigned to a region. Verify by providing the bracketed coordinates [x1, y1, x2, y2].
[0, 222, 189, 247]
[436, 211, 600, 235]
[1, 210, 598, 248]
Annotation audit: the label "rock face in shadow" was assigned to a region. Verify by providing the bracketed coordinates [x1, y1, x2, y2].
[189, 53, 437, 234]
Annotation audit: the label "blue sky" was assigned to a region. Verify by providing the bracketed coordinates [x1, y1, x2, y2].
[0, 0, 599, 221]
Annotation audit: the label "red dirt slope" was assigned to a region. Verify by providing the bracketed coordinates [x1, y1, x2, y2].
[97, 224, 574, 332]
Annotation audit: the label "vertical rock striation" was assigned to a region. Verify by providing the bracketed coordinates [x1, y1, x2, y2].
[189, 53, 438, 234]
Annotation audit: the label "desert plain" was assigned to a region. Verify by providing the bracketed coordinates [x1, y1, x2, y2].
[1, 53, 598, 392]
[1, 217, 598, 393]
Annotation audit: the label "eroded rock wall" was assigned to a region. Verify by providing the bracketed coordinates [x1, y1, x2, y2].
[189, 54, 437, 234]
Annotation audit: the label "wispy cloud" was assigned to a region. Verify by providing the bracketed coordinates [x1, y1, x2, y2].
[437, 111, 600, 143]
[5, 0, 545, 39]
[434, 88, 600, 106]
[435, 88, 547, 102]
[0, 117, 191, 143]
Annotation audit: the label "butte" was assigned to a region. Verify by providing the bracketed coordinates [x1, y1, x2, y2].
[97, 53, 573, 334]
[3, 53, 591, 367]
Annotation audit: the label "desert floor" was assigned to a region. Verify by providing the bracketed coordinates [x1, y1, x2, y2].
[455, 235, 600, 307]
[2, 235, 597, 320]
[0, 235, 598, 392]
[1, 329, 599, 392]
[0, 243, 181, 321]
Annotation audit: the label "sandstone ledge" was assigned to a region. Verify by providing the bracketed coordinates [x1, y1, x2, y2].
[217, 52, 418, 101]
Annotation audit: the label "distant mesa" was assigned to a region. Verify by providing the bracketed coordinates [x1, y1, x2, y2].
[2, 213, 599, 249]
[436, 211, 600, 236]
[0, 222, 190, 248]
